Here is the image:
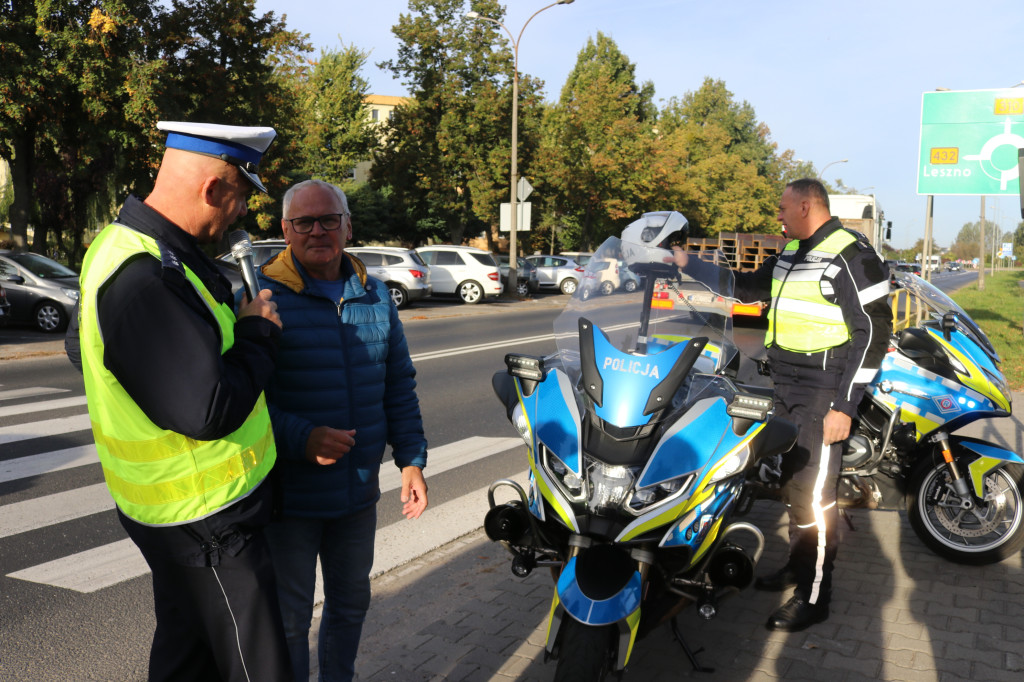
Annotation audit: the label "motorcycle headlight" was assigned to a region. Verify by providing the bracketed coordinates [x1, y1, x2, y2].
[586, 461, 637, 513]
[541, 444, 584, 498]
[628, 475, 690, 513]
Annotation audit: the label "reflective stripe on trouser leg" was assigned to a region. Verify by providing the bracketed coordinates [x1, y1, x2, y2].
[808, 441, 832, 605]
[212, 566, 253, 682]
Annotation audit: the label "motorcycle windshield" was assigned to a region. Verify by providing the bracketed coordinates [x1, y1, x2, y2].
[552, 237, 738, 424]
[892, 271, 999, 363]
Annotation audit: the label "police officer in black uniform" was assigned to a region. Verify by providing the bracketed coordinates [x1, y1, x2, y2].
[675, 178, 892, 631]
[73, 122, 292, 681]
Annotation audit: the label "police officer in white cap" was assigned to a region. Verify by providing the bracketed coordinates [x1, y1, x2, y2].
[76, 122, 292, 680]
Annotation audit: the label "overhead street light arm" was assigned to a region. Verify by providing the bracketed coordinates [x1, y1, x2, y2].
[819, 158, 848, 180]
[465, 1, 575, 298]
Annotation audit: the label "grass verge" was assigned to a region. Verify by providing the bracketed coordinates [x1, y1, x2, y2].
[948, 270, 1024, 390]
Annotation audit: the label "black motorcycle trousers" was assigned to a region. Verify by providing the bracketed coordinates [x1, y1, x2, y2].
[772, 367, 843, 606]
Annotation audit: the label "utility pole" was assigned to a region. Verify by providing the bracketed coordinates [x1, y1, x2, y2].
[978, 196, 986, 291]
[923, 196, 934, 283]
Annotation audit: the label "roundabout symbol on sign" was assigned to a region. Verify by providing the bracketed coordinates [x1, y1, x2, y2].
[962, 119, 1024, 190]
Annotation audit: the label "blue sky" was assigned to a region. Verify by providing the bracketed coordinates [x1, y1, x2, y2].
[255, 0, 1024, 249]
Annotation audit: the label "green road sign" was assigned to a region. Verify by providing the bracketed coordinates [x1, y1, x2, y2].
[918, 88, 1024, 196]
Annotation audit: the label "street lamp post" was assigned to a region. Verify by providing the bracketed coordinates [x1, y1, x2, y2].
[466, 0, 574, 297]
[819, 158, 848, 182]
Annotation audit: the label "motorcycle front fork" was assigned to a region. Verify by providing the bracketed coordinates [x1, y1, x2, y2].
[930, 431, 975, 508]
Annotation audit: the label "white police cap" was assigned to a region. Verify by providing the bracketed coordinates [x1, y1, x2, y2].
[157, 121, 277, 194]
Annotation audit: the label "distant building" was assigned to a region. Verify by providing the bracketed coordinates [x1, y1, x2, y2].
[364, 94, 408, 126]
[355, 95, 410, 183]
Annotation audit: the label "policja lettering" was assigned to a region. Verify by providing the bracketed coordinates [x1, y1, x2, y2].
[603, 356, 661, 379]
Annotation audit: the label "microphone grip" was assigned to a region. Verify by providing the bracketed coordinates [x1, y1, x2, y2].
[238, 253, 260, 302]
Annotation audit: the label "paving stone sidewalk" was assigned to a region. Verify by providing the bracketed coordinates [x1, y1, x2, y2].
[309, 491, 1024, 682]
[300, 404, 1024, 681]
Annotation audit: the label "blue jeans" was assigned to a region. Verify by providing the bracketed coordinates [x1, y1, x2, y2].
[264, 505, 377, 682]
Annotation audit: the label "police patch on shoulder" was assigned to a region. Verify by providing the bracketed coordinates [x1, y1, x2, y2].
[157, 241, 186, 281]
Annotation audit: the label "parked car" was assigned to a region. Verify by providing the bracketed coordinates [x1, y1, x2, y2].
[214, 239, 287, 294]
[416, 245, 503, 304]
[346, 246, 432, 309]
[0, 250, 80, 332]
[579, 255, 622, 298]
[618, 259, 641, 292]
[524, 255, 584, 295]
[0, 281, 10, 325]
[496, 255, 540, 297]
[559, 251, 593, 267]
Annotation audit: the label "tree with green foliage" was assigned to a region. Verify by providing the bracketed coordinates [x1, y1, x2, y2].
[0, 0, 310, 263]
[537, 32, 657, 250]
[374, 0, 526, 246]
[155, 0, 310, 235]
[297, 44, 378, 187]
[656, 78, 781, 236]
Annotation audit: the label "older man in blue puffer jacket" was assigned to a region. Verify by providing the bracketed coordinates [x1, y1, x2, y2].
[243, 179, 428, 682]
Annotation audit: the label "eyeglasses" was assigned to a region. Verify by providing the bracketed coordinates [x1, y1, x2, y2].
[284, 213, 349, 234]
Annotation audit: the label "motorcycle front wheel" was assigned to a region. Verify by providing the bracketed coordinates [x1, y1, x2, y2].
[907, 456, 1024, 565]
[554, 618, 616, 682]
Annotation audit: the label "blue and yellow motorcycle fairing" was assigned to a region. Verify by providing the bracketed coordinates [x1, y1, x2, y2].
[486, 233, 797, 678]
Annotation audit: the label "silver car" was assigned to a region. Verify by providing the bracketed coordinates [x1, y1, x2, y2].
[524, 255, 584, 295]
[496, 255, 540, 297]
[0, 250, 80, 332]
[346, 247, 432, 309]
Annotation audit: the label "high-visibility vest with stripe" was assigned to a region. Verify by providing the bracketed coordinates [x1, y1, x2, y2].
[79, 222, 276, 525]
[766, 229, 858, 353]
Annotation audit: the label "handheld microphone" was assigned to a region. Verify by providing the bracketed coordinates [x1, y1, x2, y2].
[228, 230, 260, 301]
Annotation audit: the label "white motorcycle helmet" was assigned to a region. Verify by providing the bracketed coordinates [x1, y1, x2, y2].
[619, 211, 689, 268]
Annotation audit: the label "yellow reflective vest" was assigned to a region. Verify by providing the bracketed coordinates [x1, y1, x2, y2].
[766, 229, 858, 353]
[79, 222, 276, 525]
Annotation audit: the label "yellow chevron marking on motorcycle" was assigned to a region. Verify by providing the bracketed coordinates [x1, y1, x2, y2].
[968, 457, 1003, 500]
[623, 607, 642, 666]
[545, 592, 561, 650]
[617, 496, 691, 542]
[691, 516, 725, 564]
[899, 406, 940, 441]
[928, 329, 1010, 412]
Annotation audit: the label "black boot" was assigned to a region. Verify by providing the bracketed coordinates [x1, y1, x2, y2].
[765, 595, 829, 632]
[754, 564, 798, 592]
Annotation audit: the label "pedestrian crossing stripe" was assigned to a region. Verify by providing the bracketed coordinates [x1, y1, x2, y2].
[2, 430, 525, 593]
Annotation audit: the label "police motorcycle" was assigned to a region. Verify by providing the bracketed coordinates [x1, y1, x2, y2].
[824, 270, 1024, 565]
[487, 212, 798, 679]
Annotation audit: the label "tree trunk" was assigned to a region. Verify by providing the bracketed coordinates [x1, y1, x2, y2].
[8, 129, 34, 250]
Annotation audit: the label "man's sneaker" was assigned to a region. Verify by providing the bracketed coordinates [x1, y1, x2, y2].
[765, 595, 829, 632]
[754, 564, 798, 592]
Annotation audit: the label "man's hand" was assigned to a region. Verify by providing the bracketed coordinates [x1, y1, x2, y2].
[304, 426, 356, 465]
[237, 289, 282, 329]
[400, 466, 428, 519]
[671, 245, 688, 268]
[823, 409, 852, 445]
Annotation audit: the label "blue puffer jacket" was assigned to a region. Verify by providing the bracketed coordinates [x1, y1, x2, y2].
[252, 246, 427, 518]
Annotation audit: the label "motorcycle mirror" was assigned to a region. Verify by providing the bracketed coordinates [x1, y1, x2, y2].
[941, 312, 957, 341]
